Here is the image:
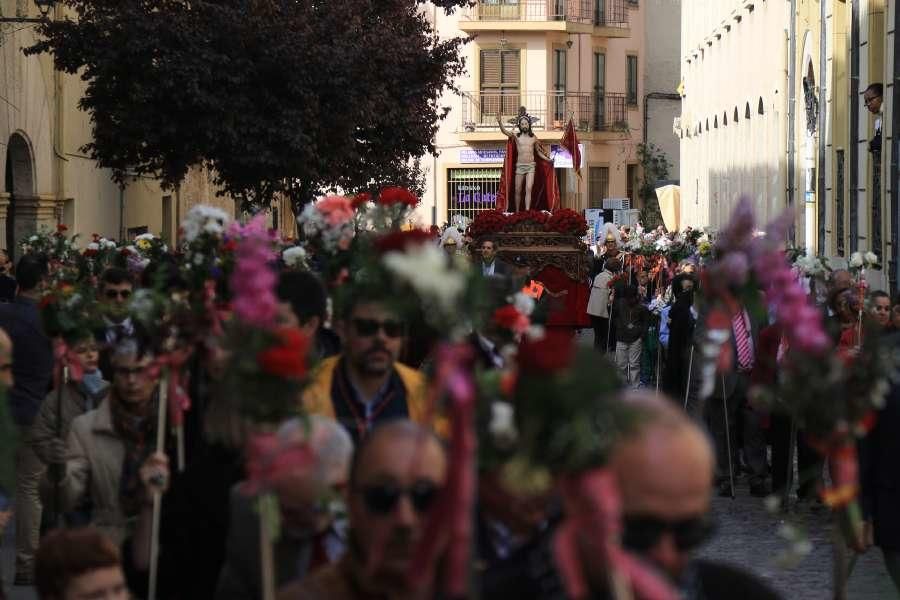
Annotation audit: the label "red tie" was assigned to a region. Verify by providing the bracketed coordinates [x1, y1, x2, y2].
[733, 312, 753, 371]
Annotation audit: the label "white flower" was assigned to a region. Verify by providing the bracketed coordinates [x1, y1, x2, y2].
[382, 245, 466, 315]
[282, 246, 308, 268]
[129, 289, 157, 323]
[625, 237, 642, 251]
[135, 233, 155, 241]
[849, 252, 864, 268]
[512, 292, 535, 317]
[865, 251, 878, 265]
[86, 242, 100, 251]
[101, 239, 117, 250]
[203, 221, 224, 236]
[489, 401, 518, 447]
[29, 235, 38, 242]
[182, 204, 230, 243]
[654, 237, 672, 251]
[193, 252, 205, 266]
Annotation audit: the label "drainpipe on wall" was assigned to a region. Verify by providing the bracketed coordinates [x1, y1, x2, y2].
[787, 0, 797, 237]
[892, 0, 900, 290]
[817, 0, 827, 255]
[642, 92, 681, 146]
[118, 184, 125, 241]
[849, 0, 860, 251]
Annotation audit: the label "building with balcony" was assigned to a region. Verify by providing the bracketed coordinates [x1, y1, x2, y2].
[421, 0, 657, 227]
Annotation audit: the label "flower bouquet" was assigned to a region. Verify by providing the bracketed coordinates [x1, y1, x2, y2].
[19, 224, 80, 264]
[122, 233, 169, 274]
[355, 186, 420, 233]
[178, 204, 233, 299]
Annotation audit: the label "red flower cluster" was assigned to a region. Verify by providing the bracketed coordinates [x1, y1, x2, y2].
[56, 224, 68, 235]
[257, 327, 310, 379]
[517, 329, 575, 374]
[492, 304, 530, 334]
[352, 192, 372, 208]
[469, 209, 588, 238]
[546, 209, 588, 236]
[469, 210, 507, 238]
[507, 210, 549, 228]
[378, 186, 419, 207]
[374, 229, 436, 254]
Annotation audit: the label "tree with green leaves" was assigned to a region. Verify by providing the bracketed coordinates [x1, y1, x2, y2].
[27, 0, 469, 215]
[636, 143, 671, 228]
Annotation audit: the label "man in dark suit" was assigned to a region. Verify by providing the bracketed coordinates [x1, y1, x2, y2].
[859, 332, 900, 593]
[686, 302, 767, 498]
[478, 236, 512, 278]
[0, 254, 53, 584]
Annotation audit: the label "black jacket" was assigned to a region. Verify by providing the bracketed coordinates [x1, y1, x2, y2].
[861, 333, 900, 551]
[0, 296, 53, 426]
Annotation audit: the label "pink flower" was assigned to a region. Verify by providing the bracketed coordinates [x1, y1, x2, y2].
[229, 215, 278, 329]
[317, 195, 356, 226]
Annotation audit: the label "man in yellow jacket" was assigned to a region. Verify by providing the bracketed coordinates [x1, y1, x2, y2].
[302, 296, 431, 443]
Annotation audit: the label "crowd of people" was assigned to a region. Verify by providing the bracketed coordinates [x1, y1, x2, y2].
[0, 195, 895, 600]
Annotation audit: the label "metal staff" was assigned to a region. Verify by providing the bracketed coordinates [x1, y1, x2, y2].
[148, 371, 169, 600]
[682, 346, 694, 410]
[52, 364, 68, 528]
[722, 375, 736, 499]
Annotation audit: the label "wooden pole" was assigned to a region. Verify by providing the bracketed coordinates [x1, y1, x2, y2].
[148, 371, 168, 600]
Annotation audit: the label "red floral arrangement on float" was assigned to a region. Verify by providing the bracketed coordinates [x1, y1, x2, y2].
[469, 209, 588, 238]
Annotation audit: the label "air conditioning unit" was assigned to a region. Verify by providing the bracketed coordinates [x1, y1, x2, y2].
[603, 198, 631, 210]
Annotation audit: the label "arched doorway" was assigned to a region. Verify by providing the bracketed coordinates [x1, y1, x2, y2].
[4, 133, 35, 260]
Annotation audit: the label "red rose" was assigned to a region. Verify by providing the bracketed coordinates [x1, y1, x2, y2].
[257, 327, 310, 379]
[374, 229, 435, 254]
[378, 186, 419, 207]
[352, 192, 372, 208]
[57, 224, 68, 233]
[517, 329, 575, 374]
[492, 305, 530, 334]
[222, 240, 238, 253]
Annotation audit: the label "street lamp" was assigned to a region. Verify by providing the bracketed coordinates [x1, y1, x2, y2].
[1, 0, 56, 23]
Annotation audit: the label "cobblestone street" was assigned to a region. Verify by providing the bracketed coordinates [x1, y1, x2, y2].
[700, 481, 898, 599]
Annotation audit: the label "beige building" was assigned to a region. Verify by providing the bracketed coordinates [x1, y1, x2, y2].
[0, 2, 292, 258]
[422, 0, 655, 226]
[680, 0, 900, 290]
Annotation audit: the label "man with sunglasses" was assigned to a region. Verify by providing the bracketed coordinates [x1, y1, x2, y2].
[302, 293, 430, 443]
[864, 83, 883, 156]
[278, 420, 446, 600]
[0, 254, 53, 585]
[589, 392, 780, 599]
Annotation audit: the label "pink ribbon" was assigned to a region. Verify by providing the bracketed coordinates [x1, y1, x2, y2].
[53, 338, 85, 385]
[243, 432, 315, 495]
[408, 343, 476, 597]
[148, 348, 194, 428]
[554, 469, 677, 600]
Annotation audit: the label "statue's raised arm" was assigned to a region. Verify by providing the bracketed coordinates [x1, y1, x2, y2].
[497, 114, 515, 139]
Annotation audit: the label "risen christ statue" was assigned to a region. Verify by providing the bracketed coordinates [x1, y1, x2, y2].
[497, 113, 552, 211]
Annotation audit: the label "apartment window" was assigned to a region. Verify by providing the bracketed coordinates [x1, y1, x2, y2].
[627, 55, 638, 105]
[589, 167, 610, 208]
[127, 226, 149, 239]
[480, 49, 521, 121]
[593, 52, 606, 129]
[627, 164, 639, 206]
[448, 168, 501, 221]
[162, 195, 172, 242]
[553, 48, 567, 123]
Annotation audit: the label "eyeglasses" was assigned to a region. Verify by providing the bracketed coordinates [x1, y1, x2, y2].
[864, 95, 881, 106]
[621, 514, 715, 552]
[105, 289, 132, 300]
[113, 366, 149, 378]
[351, 318, 404, 338]
[360, 480, 441, 515]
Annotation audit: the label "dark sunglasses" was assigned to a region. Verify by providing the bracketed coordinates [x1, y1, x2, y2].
[621, 514, 715, 552]
[864, 95, 881, 105]
[352, 318, 404, 338]
[105, 289, 132, 300]
[361, 480, 441, 515]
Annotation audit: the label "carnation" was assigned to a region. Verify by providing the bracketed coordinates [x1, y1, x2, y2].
[849, 252, 864, 268]
[865, 251, 878, 265]
[382, 244, 467, 316]
[282, 246, 308, 268]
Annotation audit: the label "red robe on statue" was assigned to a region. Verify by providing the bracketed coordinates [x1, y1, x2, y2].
[496, 137, 560, 213]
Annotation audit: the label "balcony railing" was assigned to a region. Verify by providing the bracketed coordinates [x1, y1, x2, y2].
[460, 0, 629, 28]
[460, 91, 629, 134]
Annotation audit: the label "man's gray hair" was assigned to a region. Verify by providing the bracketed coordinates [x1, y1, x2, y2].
[278, 415, 354, 481]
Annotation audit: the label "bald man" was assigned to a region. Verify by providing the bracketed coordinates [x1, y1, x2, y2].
[600, 392, 781, 599]
[278, 420, 447, 600]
